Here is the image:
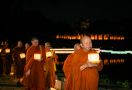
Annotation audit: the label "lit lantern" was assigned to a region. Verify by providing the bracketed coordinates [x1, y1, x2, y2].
[46, 51, 53, 58]
[5, 48, 10, 53]
[50, 88, 56, 90]
[88, 53, 100, 64]
[20, 53, 26, 59]
[0, 48, 2, 53]
[34, 54, 42, 61]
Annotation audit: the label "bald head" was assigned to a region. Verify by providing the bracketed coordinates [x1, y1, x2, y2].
[80, 36, 92, 50]
[74, 43, 81, 52]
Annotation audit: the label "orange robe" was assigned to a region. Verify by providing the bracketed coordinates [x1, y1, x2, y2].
[64, 48, 103, 90]
[63, 53, 75, 90]
[22, 45, 46, 90]
[45, 48, 58, 89]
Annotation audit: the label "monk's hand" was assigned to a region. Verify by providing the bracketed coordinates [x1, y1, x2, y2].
[80, 63, 88, 71]
[26, 69, 30, 77]
[87, 62, 98, 67]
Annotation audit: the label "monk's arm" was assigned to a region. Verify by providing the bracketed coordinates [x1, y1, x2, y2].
[97, 60, 103, 71]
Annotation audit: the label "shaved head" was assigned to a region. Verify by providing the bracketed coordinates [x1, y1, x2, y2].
[80, 36, 92, 50]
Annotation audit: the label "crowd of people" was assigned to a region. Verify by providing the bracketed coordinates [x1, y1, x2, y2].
[0, 36, 103, 90]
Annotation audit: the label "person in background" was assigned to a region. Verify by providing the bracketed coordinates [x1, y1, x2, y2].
[0, 41, 12, 76]
[12, 41, 25, 80]
[63, 43, 81, 90]
[45, 42, 58, 89]
[21, 37, 46, 90]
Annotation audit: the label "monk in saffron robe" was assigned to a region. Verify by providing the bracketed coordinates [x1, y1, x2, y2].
[22, 37, 46, 90]
[63, 43, 81, 90]
[44, 42, 58, 89]
[64, 36, 103, 90]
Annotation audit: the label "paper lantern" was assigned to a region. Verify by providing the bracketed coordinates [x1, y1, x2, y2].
[46, 51, 53, 58]
[5, 48, 10, 53]
[20, 53, 26, 59]
[50, 88, 56, 90]
[34, 54, 42, 61]
[0, 48, 2, 53]
[88, 53, 100, 64]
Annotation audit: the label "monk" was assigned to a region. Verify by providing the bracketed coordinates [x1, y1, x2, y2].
[63, 43, 81, 90]
[21, 37, 46, 90]
[12, 41, 25, 79]
[64, 36, 103, 90]
[63, 43, 81, 79]
[44, 42, 58, 89]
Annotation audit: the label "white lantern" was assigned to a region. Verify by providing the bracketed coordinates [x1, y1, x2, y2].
[50, 88, 56, 90]
[34, 54, 42, 61]
[20, 53, 26, 59]
[0, 48, 2, 53]
[46, 51, 53, 58]
[5, 48, 10, 53]
[88, 53, 100, 64]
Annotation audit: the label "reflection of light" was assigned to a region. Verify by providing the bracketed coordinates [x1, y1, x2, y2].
[50, 48, 132, 54]
[56, 34, 125, 40]
[104, 59, 125, 65]
[50, 48, 100, 54]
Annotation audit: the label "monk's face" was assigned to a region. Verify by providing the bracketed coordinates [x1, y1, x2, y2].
[32, 40, 39, 46]
[81, 37, 92, 50]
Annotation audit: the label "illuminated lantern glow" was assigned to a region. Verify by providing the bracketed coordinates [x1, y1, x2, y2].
[88, 53, 100, 64]
[20, 53, 26, 59]
[46, 51, 53, 58]
[0, 48, 2, 53]
[50, 88, 56, 90]
[34, 54, 42, 61]
[5, 48, 10, 53]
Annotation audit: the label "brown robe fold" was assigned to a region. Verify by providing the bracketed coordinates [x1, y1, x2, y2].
[22, 45, 46, 90]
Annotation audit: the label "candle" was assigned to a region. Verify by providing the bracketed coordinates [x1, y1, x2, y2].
[46, 51, 53, 58]
[88, 53, 100, 64]
[20, 53, 26, 59]
[34, 54, 42, 61]
[5, 48, 10, 53]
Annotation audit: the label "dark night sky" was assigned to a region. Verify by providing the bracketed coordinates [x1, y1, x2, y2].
[1, 0, 132, 42]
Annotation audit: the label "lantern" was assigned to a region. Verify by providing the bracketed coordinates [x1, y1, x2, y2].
[20, 53, 26, 59]
[5, 48, 10, 53]
[46, 51, 53, 58]
[88, 53, 100, 64]
[50, 88, 56, 90]
[0, 48, 2, 53]
[34, 54, 42, 61]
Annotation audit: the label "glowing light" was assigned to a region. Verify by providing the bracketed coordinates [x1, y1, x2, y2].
[56, 34, 125, 40]
[20, 53, 26, 59]
[46, 51, 53, 58]
[88, 53, 100, 64]
[0, 48, 2, 53]
[34, 54, 41, 61]
[5, 48, 10, 53]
